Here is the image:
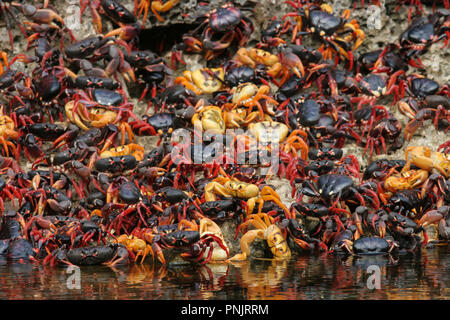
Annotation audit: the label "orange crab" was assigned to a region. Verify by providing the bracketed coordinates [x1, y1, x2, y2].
[403, 146, 450, 178]
[248, 121, 309, 160]
[228, 212, 291, 261]
[191, 103, 270, 135]
[178, 217, 230, 263]
[0, 105, 19, 158]
[134, 0, 180, 25]
[205, 176, 290, 216]
[383, 169, 429, 193]
[115, 234, 154, 264]
[381, 145, 450, 200]
[100, 143, 145, 161]
[236, 47, 305, 85]
[174, 67, 224, 95]
[0, 52, 8, 76]
[223, 83, 278, 121]
[65, 101, 135, 148]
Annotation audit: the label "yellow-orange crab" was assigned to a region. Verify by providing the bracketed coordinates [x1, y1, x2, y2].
[191, 104, 270, 134]
[135, 0, 180, 24]
[236, 47, 304, 82]
[0, 52, 8, 76]
[403, 146, 450, 178]
[115, 234, 154, 264]
[381, 145, 450, 199]
[223, 83, 278, 121]
[383, 169, 429, 193]
[228, 212, 291, 261]
[192, 106, 227, 134]
[179, 217, 230, 262]
[225, 107, 273, 128]
[0, 106, 19, 158]
[205, 176, 290, 216]
[236, 48, 282, 77]
[175, 67, 224, 95]
[65, 101, 114, 131]
[100, 143, 145, 161]
[248, 121, 309, 160]
[65, 101, 135, 147]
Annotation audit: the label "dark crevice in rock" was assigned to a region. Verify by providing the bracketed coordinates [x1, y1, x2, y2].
[138, 23, 201, 55]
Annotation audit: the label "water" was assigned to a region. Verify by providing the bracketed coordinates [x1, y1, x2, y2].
[0, 247, 448, 299]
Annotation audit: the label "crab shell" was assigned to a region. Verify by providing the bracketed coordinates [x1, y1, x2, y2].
[100, 143, 145, 161]
[265, 224, 291, 259]
[223, 179, 260, 198]
[192, 106, 226, 134]
[353, 237, 396, 255]
[237, 48, 280, 68]
[65, 101, 118, 131]
[384, 169, 429, 193]
[116, 235, 147, 253]
[191, 68, 224, 94]
[200, 231, 229, 261]
[406, 146, 450, 178]
[248, 121, 289, 144]
[0, 114, 18, 139]
[232, 83, 265, 104]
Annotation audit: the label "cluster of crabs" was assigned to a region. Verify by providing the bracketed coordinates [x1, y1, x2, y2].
[0, 0, 448, 267]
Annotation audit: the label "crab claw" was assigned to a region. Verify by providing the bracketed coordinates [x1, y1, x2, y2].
[47, 199, 72, 214]
[150, 0, 180, 22]
[151, 242, 166, 265]
[171, 48, 186, 69]
[32, 174, 41, 190]
[418, 210, 444, 228]
[182, 35, 203, 52]
[293, 238, 311, 250]
[342, 21, 365, 51]
[412, 154, 448, 178]
[352, 211, 364, 236]
[339, 239, 354, 254]
[69, 160, 91, 179]
[9, 54, 38, 66]
[138, 167, 167, 179]
[280, 50, 305, 78]
[16, 4, 66, 27]
[119, 61, 136, 82]
[0, 51, 8, 71]
[404, 119, 423, 141]
[378, 220, 386, 238]
[203, 31, 235, 52]
[438, 219, 450, 239]
[397, 100, 416, 119]
[104, 24, 140, 42]
[88, 4, 103, 33]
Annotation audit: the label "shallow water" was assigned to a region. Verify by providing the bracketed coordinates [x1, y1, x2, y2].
[0, 247, 448, 300]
